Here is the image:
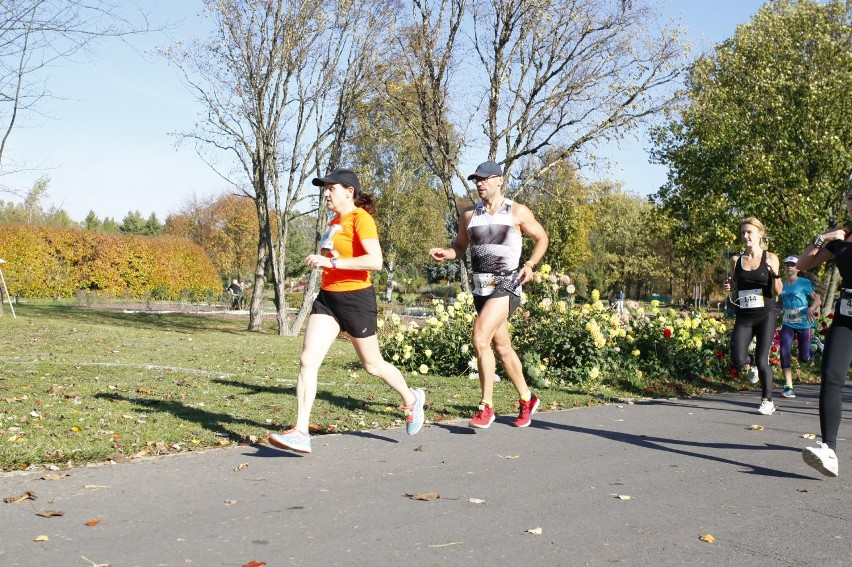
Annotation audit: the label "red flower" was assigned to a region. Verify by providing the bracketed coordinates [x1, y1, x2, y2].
[663, 328, 672, 338]
[715, 350, 724, 359]
[729, 367, 739, 378]
[828, 313, 835, 320]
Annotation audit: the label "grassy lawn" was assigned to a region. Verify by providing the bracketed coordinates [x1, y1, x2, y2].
[0, 301, 616, 471]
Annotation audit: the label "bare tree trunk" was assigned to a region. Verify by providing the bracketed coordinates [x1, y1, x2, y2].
[292, 269, 321, 333]
[823, 265, 839, 314]
[248, 203, 272, 332]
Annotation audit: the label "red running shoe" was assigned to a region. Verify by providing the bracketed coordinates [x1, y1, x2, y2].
[513, 393, 540, 427]
[468, 403, 495, 429]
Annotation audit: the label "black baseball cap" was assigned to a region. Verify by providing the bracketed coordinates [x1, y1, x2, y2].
[312, 168, 362, 194]
[467, 161, 503, 180]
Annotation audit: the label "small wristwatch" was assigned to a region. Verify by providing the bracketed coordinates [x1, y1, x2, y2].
[813, 234, 826, 249]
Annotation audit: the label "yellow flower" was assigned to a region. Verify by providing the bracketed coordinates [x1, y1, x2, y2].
[632, 349, 640, 356]
[418, 364, 429, 374]
[377, 319, 384, 329]
[424, 349, 432, 358]
[591, 289, 600, 301]
[589, 366, 600, 379]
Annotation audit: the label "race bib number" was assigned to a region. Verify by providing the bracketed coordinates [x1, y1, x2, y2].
[318, 224, 343, 254]
[472, 273, 495, 295]
[738, 289, 764, 309]
[840, 298, 852, 317]
[783, 308, 804, 325]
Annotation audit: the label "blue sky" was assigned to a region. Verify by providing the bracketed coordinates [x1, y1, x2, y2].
[2, 0, 768, 222]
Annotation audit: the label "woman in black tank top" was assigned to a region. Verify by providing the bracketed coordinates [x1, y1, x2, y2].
[797, 186, 852, 477]
[723, 217, 783, 416]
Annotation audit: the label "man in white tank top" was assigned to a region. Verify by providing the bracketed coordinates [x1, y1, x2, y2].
[429, 160, 549, 429]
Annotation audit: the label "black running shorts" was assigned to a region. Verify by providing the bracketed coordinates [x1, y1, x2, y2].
[311, 287, 378, 338]
[473, 290, 521, 317]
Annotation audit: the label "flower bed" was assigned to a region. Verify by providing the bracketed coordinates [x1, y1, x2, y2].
[379, 265, 733, 393]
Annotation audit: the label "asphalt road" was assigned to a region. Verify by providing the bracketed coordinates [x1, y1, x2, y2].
[1, 383, 850, 567]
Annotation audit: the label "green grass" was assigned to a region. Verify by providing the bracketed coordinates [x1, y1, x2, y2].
[0, 301, 611, 471]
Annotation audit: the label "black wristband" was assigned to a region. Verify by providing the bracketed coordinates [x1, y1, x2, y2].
[814, 234, 826, 248]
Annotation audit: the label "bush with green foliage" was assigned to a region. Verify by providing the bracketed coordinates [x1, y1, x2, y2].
[379, 265, 732, 390]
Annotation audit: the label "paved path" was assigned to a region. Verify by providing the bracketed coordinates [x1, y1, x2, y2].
[1, 384, 851, 567]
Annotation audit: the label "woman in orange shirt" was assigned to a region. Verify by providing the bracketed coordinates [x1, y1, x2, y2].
[269, 168, 425, 454]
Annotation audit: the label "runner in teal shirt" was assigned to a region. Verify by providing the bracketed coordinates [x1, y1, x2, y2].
[777, 256, 821, 398]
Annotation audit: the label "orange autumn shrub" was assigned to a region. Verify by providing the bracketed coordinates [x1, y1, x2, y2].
[0, 224, 219, 300]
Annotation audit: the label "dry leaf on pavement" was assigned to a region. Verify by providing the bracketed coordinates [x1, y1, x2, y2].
[4, 491, 37, 503]
[40, 473, 70, 481]
[498, 455, 520, 459]
[803, 433, 816, 439]
[33, 535, 49, 542]
[242, 561, 266, 567]
[35, 510, 64, 517]
[85, 519, 101, 527]
[526, 527, 543, 535]
[747, 424, 764, 431]
[233, 463, 249, 472]
[610, 494, 632, 500]
[699, 533, 716, 543]
[468, 498, 487, 505]
[406, 492, 440, 501]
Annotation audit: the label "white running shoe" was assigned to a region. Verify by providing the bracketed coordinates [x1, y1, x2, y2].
[757, 399, 776, 415]
[747, 366, 759, 384]
[802, 443, 839, 477]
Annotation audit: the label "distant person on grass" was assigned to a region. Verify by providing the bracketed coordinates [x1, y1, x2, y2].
[723, 217, 783, 416]
[428, 160, 548, 429]
[797, 184, 852, 477]
[227, 279, 244, 309]
[268, 168, 425, 454]
[776, 255, 821, 399]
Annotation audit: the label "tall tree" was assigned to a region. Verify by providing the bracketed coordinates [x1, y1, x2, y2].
[163, 0, 382, 334]
[383, 0, 471, 290]
[652, 0, 852, 303]
[470, 0, 687, 194]
[348, 91, 447, 301]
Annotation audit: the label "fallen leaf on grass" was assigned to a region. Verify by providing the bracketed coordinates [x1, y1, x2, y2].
[4, 491, 37, 503]
[35, 510, 64, 518]
[233, 463, 249, 472]
[526, 527, 543, 535]
[468, 498, 487, 505]
[747, 424, 765, 431]
[33, 535, 49, 542]
[498, 455, 520, 460]
[85, 519, 100, 527]
[406, 492, 440, 501]
[803, 433, 817, 439]
[699, 533, 716, 543]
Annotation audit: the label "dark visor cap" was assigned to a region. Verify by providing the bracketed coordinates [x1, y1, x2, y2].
[312, 168, 362, 193]
[467, 160, 503, 180]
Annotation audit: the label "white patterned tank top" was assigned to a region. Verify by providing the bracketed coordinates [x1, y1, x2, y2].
[467, 199, 522, 296]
